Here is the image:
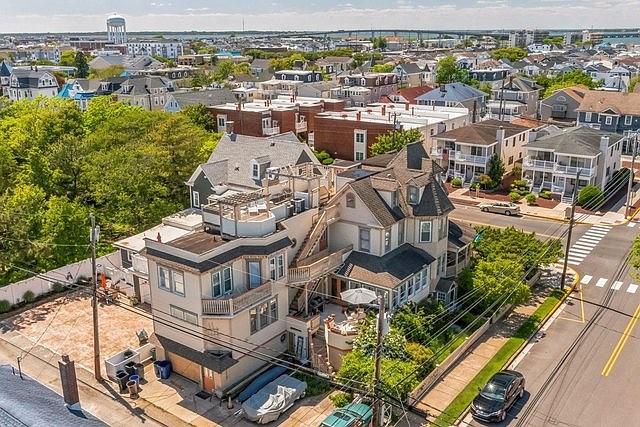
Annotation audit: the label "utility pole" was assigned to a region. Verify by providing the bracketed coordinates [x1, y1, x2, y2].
[498, 77, 505, 121]
[560, 170, 581, 291]
[626, 132, 637, 219]
[90, 213, 102, 381]
[372, 294, 385, 427]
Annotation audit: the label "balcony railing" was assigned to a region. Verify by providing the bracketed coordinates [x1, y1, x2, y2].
[430, 147, 444, 159]
[553, 164, 597, 177]
[262, 125, 280, 136]
[450, 151, 490, 165]
[288, 245, 353, 284]
[523, 156, 555, 171]
[202, 282, 273, 316]
[295, 120, 307, 133]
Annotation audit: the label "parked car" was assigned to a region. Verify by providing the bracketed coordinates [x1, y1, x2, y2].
[320, 403, 373, 427]
[470, 370, 525, 423]
[478, 201, 520, 216]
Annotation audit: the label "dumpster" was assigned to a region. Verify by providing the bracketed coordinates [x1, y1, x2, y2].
[154, 360, 172, 379]
[134, 363, 145, 380]
[115, 370, 129, 392]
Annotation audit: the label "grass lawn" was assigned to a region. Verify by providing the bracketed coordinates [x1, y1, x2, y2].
[434, 289, 565, 426]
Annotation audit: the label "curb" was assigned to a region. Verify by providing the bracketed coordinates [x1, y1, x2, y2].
[456, 268, 579, 426]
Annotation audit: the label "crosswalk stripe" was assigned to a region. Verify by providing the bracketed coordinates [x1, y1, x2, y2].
[573, 244, 595, 251]
[628, 222, 637, 228]
[569, 248, 591, 255]
[612, 281, 624, 290]
[576, 239, 600, 246]
[568, 260, 581, 265]
[627, 284, 638, 294]
[585, 231, 608, 237]
[596, 278, 608, 287]
[581, 275, 593, 284]
[592, 225, 612, 230]
[578, 235, 601, 242]
[568, 255, 585, 262]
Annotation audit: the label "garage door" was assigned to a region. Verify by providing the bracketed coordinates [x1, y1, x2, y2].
[167, 352, 200, 383]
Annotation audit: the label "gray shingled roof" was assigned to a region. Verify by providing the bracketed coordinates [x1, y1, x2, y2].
[206, 132, 318, 189]
[0, 364, 106, 426]
[524, 126, 621, 156]
[170, 89, 236, 108]
[349, 177, 404, 227]
[416, 82, 485, 103]
[337, 244, 435, 289]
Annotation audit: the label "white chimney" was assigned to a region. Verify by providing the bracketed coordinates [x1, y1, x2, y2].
[600, 135, 610, 154]
[496, 126, 505, 143]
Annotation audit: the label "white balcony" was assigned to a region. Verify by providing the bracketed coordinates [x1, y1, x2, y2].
[553, 164, 597, 177]
[201, 281, 273, 316]
[288, 245, 352, 284]
[430, 147, 444, 159]
[262, 125, 280, 136]
[523, 156, 555, 171]
[450, 150, 490, 166]
[295, 120, 307, 133]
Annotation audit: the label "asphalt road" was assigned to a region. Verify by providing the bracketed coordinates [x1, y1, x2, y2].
[460, 217, 640, 427]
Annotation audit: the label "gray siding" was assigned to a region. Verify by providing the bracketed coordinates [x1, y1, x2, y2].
[190, 171, 215, 209]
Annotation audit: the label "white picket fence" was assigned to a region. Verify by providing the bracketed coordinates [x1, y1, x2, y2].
[0, 252, 123, 306]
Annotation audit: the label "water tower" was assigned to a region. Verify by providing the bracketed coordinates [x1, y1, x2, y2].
[107, 13, 127, 44]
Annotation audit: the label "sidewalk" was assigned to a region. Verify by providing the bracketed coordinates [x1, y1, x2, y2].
[415, 267, 566, 424]
[448, 185, 640, 226]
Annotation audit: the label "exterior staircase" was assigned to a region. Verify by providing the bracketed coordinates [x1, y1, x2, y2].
[291, 205, 339, 266]
[289, 277, 323, 314]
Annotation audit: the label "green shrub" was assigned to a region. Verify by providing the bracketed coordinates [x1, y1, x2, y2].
[509, 191, 521, 202]
[291, 372, 331, 396]
[406, 342, 434, 374]
[578, 185, 604, 208]
[451, 177, 462, 187]
[470, 182, 480, 189]
[23, 290, 36, 303]
[329, 392, 353, 408]
[539, 191, 551, 200]
[525, 193, 537, 205]
[0, 300, 11, 314]
[52, 283, 66, 293]
[518, 189, 530, 196]
[514, 179, 527, 188]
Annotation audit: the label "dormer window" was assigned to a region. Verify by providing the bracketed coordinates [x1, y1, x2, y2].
[407, 186, 419, 205]
[251, 162, 260, 179]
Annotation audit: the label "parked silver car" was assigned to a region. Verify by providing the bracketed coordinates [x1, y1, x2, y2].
[478, 201, 520, 216]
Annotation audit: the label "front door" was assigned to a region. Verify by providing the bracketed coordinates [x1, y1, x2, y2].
[203, 367, 214, 392]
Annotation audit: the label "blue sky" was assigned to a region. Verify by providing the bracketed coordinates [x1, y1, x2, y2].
[1, 1, 636, 33]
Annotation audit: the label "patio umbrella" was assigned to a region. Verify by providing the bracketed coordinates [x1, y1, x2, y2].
[340, 288, 378, 305]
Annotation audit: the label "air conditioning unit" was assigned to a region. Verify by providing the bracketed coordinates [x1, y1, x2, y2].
[266, 167, 279, 180]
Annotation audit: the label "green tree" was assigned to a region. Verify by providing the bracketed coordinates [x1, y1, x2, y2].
[577, 185, 604, 208]
[370, 128, 423, 156]
[191, 72, 214, 88]
[181, 104, 216, 132]
[371, 37, 388, 50]
[536, 70, 602, 98]
[628, 76, 639, 93]
[74, 51, 89, 78]
[336, 350, 419, 401]
[390, 302, 437, 345]
[371, 63, 395, 73]
[629, 237, 640, 279]
[83, 96, 140, 135]
[487, 153, 505, 185]
[38, 196, 89, 270]
[435, 55, 468, 84]
[352, 315, 407, 359]
[59, 50, 76, 66]
[473, 226, 563, 277]
[491, 47, 528, 63]
[89, 65, 124, 79]
[234, 62, 251, 75]
[472, 258, 530, 310]
[214, 60, 235, 82]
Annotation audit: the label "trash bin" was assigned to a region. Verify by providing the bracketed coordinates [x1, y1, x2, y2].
[153, 361, 161, 378]
[150, 347, 156, 361]
[126, 380, 138, 397]
[115, 371, 129, 392]
[129, 374, 140, 388]
[125, 361, 136, 376]
[155, 360, 172, 379]
[134, 363, 145, 381]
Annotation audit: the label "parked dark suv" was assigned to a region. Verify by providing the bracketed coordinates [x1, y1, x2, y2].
[470, 370, 525, 423]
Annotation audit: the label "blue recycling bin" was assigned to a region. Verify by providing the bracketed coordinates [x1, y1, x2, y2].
[153, 360, 172, 379]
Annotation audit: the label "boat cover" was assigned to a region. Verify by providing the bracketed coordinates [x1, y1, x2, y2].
[241, 374, 307, 424]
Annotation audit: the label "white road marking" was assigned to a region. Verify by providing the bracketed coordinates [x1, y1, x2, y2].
[628, 222, 637, 228]
[569, 248, 591, 255]
[573, 244, 595, 251]
[612, 281, 624, 290]
[596, 278, 608, 288]
[568, 256, 585, 263]
[585, 231, 608, 238]
[627, 284, 638, 294]
[577, 236, 601, 243]
[592, 225, 612, 230]
[568, 260, 581, 265]
[581, 275, 593, 285]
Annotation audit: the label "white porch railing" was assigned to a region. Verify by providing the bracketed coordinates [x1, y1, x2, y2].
[451, 151, 490, 165]
[553, 164, 597, 177]
[430, 147, 444, 159]
[295, 120, 307, 133]
[263, 125, 280, 136]
[288, 245, 352, 284]
[523, 156, 555, 171]
[201, 282, 273, 316]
